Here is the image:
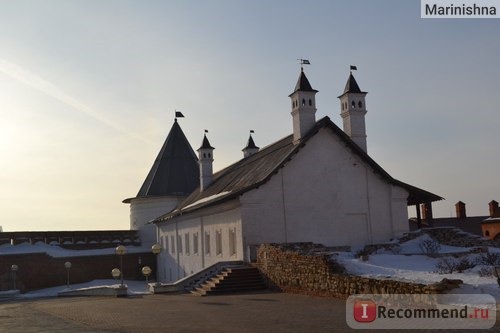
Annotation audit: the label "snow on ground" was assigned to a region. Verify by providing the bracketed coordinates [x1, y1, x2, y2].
[1, 279, 152, 299]
[399, 234, 467, 254]
[0, 243, 151, 257]
[337, 234, 500, 302]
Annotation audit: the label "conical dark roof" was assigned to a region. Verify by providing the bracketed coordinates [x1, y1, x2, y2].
[123, 120, 199, 202]
[343, 72, 363, 94]
[243, 135, 259, 150]
[289, 68, 318, 95]
[199, 134, 214, 150]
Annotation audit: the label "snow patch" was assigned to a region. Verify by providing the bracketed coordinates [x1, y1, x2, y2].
[0, 243, 151, 257]
[183, 191, 232, 210]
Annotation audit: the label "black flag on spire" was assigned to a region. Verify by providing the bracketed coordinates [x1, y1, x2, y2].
[350, 65, 357, 71]
[175, 110, 185, 118]
[250, 130, 255, 133]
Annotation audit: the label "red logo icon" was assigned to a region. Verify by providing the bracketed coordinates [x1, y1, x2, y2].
[353, 300, 377, 323]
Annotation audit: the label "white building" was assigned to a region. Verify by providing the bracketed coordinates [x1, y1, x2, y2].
[126, 68, 441, 282]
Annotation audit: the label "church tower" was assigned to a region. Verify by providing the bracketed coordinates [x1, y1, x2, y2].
[338, 70, 368, 152]
[289, 67, 318, 143]
[197, 133, 214, 191]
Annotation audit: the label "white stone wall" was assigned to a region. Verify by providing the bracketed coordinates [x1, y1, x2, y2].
[157, 203, 243, 283]
[240, 127, 409, 248]
[128, 196, 184, 246]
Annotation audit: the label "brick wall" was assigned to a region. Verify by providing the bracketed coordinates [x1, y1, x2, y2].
[256, 243, 448, 298]
[0, 251, 156, 292]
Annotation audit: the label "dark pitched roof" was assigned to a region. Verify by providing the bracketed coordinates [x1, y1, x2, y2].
[289, 69, 318, 96]
[123, 120, 199, 203]
[199, 134, 214, 150]
[243, 135, 259, 150]
[154, 116, 442, 222]
[340, 72, 366, 96]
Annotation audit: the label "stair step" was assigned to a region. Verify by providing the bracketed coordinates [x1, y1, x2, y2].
[190, 265, 267, 296]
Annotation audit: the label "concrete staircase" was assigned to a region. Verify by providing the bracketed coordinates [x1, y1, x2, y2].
[191, 266, 267, 296]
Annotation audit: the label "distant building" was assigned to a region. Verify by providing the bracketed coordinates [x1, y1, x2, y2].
[481, 200, 500, 239]
[126, 68, 441, 282]
[410, 201, 485, 236]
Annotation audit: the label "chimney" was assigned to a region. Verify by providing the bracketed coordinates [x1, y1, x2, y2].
[489, 200, 499, 217]
[421, 202, 433, 220]
[455, 201, 466, 218]
[197, 133, 214, 191]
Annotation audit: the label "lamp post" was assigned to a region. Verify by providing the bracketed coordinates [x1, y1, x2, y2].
[111, 268, 121, 283]
[142, 266, 152, 287]
[151, 243, 161, 285]
[64, 261, 72, 288]
[11, 265, 18, 290]
[115, 245, 127, 287]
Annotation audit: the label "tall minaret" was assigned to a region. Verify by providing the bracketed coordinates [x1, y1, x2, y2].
[289, 66, 318, 144]
[338, 68, 368, 152]
[197, 132, 214, 191]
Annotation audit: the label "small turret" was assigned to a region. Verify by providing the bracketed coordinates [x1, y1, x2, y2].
[197, 132, 214, 191]
[338, 68, 368, 153]
[242, 131, 259, 158]
[289, 66, 318, 144]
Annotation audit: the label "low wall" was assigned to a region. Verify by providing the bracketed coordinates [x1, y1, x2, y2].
[256, 243, 446, 299]
[0, 230, 140, 249]
[0, 251, 156, 292]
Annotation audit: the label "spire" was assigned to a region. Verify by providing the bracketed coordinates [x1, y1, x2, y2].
[290, 68, 318, 95]
[199, 134, 214, 150]
[124, 120, 199, 202]
[342, 72, 364, 95]
[242, 132, 259, 158]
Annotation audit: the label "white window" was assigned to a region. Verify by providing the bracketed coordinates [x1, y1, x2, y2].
[215, 229, 222, 256]
[229, 228, 236, 256]
[205, 231, 210, 255]
[185, 233, 190, 255]
[171, 235, 175, 254]
[193, 232, 199, 255]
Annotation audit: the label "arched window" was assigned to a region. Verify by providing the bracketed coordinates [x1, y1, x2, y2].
[358, 101, 363, 108]
[485, 231, 490, 237]
[208, 153, 211, 158]
[308, 99, 312, 106]
[302, 98, 305, 106]
[351, 101, 355, 108]
[203, 153, 206, 158]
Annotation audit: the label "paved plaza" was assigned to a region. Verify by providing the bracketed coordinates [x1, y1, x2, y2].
[1, 292, 500, 333]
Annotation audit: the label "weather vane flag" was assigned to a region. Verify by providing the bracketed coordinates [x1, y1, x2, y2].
[298, 58, 311, 70]
[175, 110, 185, 119]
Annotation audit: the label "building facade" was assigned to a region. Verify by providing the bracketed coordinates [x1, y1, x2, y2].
[127, 68, 441, 282]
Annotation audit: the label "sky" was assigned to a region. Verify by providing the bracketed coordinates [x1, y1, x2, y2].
[0, 0, 498, 231]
